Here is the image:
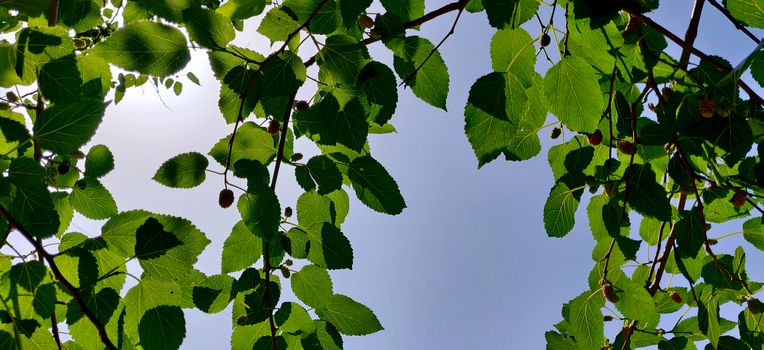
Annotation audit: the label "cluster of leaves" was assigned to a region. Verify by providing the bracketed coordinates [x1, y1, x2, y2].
[2, 0, 764, 349]
[459, 0, 764, 349]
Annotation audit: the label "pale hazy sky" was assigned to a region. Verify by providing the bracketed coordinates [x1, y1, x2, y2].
[19, 1, 764, 349]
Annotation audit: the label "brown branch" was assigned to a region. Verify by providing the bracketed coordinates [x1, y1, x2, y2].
[304, 0, 470, 68]
[0, 205, 117, 350]
[624, 9, 764, 106]
[705, 0, 761, 44]
[222, 0, 330, 181]
[48, 0, 59, 27]
[679, 0, 705, 69]
[262, 91, 297, 350]
[399, 1, 467, 87]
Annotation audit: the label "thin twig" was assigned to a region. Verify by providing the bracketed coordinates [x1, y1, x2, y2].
[625, 9, 764, 106]
[400, 4, 466, 87]
[705, 0, 761, 43]
[304, 0, 471, 68]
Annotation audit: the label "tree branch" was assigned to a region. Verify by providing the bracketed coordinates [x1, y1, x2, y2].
[0, 205, 117, 350]
[679, 0, 705, 69]
[400, 0, 468, 87]
[624, 9, 764, 106]
[304, 0, 471, 68]
[705, 0, 761, 44]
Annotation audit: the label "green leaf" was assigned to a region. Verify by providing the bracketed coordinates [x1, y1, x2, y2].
[544, 331, 578, 350]
[193, 274, 235, 314]
[70, 178, 118, 220]
[183, 8, 235, 49]
[291, 265, 333, 309]
[543, 56, 603, 133]
[237, 183, 281, 242]
[5, 158, 59, 238]
[152, 152, 209, 189]
[216, 0, 265, 19]
[33, 100, 107, 154]
[84, 144, 114, 178]
[38, 55, 83, 104]
[380, 0, 423, 23]
[9, 260, 46, 291]
[209, 122, 275, 169]
[390, 36, 450, 110]
[743, 216, 764, 251]
[0, 0, 48, 17]
[284, 0, 338, 35]
[129, 0, 197, 23]
[727, 0, 764, 28]
[217, 65, 258, 123]
[337, 0, 372, 27]
[483, 0, 539, 29]
[83, 288, 120, 324]
[490, 28, 536, 84]
[135, 217, 184, 260]
[464, 90, 516, 167]
[675, 209, 704, 258]
[33, 283, 56, 318]
[543, 182, 580, 238]
[347, 155, 406, 215]
[221, 221, 262, 273]
[124, 277, 182, 342]
[138, 305, 186, 350]
[306, 223, 353, 269]
[357, 61, 398, 125]
[315, 294, 383, 336]
[295, 166, 316, 192]
[568, 290, 604, 350]
[306, 156, 343, 195]
[257, 6, 301, 42]
[93, 21, 190, 77]
[318, 34, 370, 85]
[275, 302, 315, 334]
[294, 95, 369, 152]
[625, 164, 672, 222]
[611, 272, 659, 325]
[102, 211, 210, 279]
[698, 286, 721, 347]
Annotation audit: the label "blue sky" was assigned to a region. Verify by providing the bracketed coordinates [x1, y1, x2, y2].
[56, 1, 764, 349]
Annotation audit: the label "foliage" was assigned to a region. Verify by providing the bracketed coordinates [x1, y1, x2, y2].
[0, 0, 763, 349]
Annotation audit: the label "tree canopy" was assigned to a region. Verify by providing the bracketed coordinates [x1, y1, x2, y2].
[1, 0, 764, 349]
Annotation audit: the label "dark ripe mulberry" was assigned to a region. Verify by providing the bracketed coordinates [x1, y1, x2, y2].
[588, 129, 603, 146]
[267, 119, 280, 136]
[699, 98, 714, 119]
[539, 33, 551, 47]
[550, 127, 562, 139]
[57, 161, 70, 175]
[357, 15, 374, 28]
[669, 291, 682, 304]
[218, 189, 235, 208]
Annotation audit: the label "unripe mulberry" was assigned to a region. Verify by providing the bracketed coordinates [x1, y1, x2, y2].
[603, 315, 613, 322]
[369, 29, 382, 40]
[604, 183, 616, 198]
[280, 266, 291, 279]
[699, 98, 714, 118]
[290, 153, 303, 162]
[617, 140, 636, 155]
[588, 129, 603, 146]
[357, 15, 374, 28]
[267, 119, 280, 135]
[669, 291, 682, 304]
[219, 189, 235, 208]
